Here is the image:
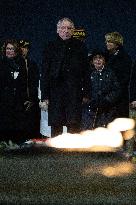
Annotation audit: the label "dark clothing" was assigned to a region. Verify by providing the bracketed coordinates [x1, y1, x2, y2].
[22, 57, 40, 102]
[41, 37, 91, 136]
[21, 57, 40, 139]
[105, 47, 132, 118]
[0, 56, 40, 143]
[129, 61, 136, 102]
[0, 55, 26, 142]
[81, 66, 121, 130]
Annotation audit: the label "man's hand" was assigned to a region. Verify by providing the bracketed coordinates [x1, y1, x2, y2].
[82, 97, 90, 104]
[24, 101, 33, 111]
[130, 101, 136, 109]
[39, 100, 49, 111]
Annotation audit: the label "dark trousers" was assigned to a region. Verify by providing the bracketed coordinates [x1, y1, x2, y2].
[51, 123, 80, 137]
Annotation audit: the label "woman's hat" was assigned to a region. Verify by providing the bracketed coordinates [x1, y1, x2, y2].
[19, 40, 30, 48]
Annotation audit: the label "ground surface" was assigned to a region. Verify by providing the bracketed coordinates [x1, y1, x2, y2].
[0, 147, 136, 205]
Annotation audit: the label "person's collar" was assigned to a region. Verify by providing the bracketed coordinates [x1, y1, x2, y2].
[95, 65, 105, 72]
[57, 35, 72, 43]
[98, 65, 105, 72]
[114, 49, 119, 55]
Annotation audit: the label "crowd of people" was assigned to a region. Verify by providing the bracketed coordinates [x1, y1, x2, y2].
[0, 17, 136, 156]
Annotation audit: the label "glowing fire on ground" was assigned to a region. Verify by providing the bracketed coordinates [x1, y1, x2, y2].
[45, 128, 123, 151]
[30, 118, 135, 152]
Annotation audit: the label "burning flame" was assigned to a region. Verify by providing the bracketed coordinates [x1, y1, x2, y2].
[107, 118, 135, 140]
[107, 118, 135, 131]
[29, 118, 135, 152]
[45, 127, 123, 152]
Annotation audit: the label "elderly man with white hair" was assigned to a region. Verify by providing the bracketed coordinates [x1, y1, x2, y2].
[40, 17, 91, 137]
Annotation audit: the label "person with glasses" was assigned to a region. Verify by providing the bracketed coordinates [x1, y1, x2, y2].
[0, 39, 28, 145]
[40, 17, 91, 137]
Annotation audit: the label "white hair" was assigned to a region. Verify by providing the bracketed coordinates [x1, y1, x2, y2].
[57, 17, 75, 30]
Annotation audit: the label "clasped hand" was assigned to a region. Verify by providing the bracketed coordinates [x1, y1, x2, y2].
[24, 101, 33, 111]
[39, 100, 49, 111]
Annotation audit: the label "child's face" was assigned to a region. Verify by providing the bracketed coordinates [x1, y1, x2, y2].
[92, 55, 105, 70]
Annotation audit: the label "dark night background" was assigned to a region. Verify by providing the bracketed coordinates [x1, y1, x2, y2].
[0, 0, 136, 65]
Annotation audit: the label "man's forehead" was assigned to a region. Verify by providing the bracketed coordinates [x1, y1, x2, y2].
[61, 20, 72, 26]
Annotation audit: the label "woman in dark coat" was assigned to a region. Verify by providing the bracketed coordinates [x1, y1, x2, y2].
[0, 39, 26, 143]
[105, 32, 132, 118]
[0, 39, 40, 144]
[81, 50, 121, 130]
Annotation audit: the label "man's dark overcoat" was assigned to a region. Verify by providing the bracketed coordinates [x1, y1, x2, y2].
[41, 37, 91, 126]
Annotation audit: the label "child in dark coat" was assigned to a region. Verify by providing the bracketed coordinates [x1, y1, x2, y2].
[81, 50, 121, 130]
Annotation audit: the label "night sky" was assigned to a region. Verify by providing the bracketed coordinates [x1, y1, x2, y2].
[0, 0, 136, 65]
